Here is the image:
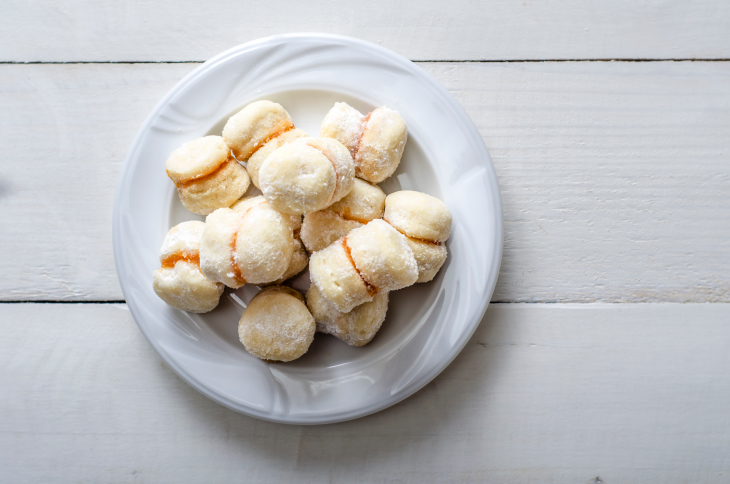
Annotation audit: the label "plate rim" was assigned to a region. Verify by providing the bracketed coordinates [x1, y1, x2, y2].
[112, 33, 503, 424]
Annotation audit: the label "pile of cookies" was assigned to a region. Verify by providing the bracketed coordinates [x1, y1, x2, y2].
[153, 100, 452, 362]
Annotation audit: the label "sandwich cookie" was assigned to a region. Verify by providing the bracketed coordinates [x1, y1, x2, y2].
[199, 201, 296, 288]
[165, 136, 250, 215]
[300, 178, 386, 253]
[259, 137, 355, 215]
[152, 221, 225, 313]
[307, 284, 389, 347]
[320, 102, 407, 183]
[309, 219, 417, 313]
[383, 190, 452, 282]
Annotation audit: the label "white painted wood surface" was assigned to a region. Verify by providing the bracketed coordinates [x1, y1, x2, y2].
[2, 1, 729, 480]
[1, 303, 728, 483]
[2, 62, 729, 302]
[2, 1, 729, 62]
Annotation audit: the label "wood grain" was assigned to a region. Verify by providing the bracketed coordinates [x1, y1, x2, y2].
[1, 62, 729, 302]
[1, 1, 729, 62]
[0, 64, 194, 300]
[1, 302, 728, 482]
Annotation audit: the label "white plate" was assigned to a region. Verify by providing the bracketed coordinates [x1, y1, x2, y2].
[112, 34, 502, 424]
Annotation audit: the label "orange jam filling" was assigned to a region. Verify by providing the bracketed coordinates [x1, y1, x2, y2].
[342, 237, 378, 297]
[161, 252, 200, 268]
[249, 121, 295, 157]
[174, 157, 234, 188]
[382, 218, 442, 246]
[229, 228, 247, 285]
[339, 208, 372, 225]
[352, 111, 373, 160]
[228, 205, 260, 285]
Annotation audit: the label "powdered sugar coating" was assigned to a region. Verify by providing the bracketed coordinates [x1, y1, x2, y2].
[165, 136, 229, 183]
[176, 158, 250, 215]
[309, 240, 373, 313]
[319, 102, 366, 157]
[153, 221, 224, 313]
[153, 261, 224, 313]
[259, 141, 335, 214]
[232, 195, 301, 237]
[405, 237, 448, 283]
[271, 238, 308, 285]
[307, 284, 389, 347]
[320, 103, 408, 183]
[238, 286, 315, 362]
[199, 208, 245, 288]
[384, 190, 452, 242]
[355, 107, 407, 183]
[300, 210, 362, 253]
[288, 213, 302, 236]
[259, 137, 355, 214]
[199, 204, 295, 287]
[222, 100, 294, 161]
[328, 178, 386, 222]
[299, 178, 385, 252]
[235, 205, 295, 284]
[247, 128, 308, 189]
[230, 194, 267, 213]
[304, 137, 355, 205]
[347, 220, 418, 292]
[159, 220, 205, 262]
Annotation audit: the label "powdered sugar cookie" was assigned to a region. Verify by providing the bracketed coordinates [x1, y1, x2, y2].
[307, 284, 389, 347]
[152, 221, 224, 313]
[384, 191, 452, 282]
[309, 219, 417, 312]
[309, 238, 374, 313]
[222, 100, 296, 161]
[404, 237, 447, 283]
[271, 238, 308, 285]
[231, 195, 302, 236]
[199, 203, 295, 287]
[259, 137, 355, 214]
[301, 211, 361, 254]
[345, 219, 418, 292]
[247, 128, 308, 189]
[165, 136, 250, 215]
[320, 102, 407, 183]
[300, 178, 385, 252]
[239, 286, 315, 362]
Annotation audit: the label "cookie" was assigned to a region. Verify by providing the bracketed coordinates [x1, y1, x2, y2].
[239, 286, 315, 362]
[320, 102, 407, 183]
[300, 178, 386, 252]
[307, 284, 389, 347]
[152, 221, 224, 313]
[384, 191, 452, 282]
[222, 100, 297, 161]
[199, 202, 295, 287]
[309, 219, 417, 312]
[165, 136, 250, 215]
[259, 137, 355, 214]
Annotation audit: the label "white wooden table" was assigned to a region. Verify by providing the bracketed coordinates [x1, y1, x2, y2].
[2, 2, 729, 482]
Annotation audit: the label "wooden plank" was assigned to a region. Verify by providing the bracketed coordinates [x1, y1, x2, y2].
[440, 61, 730, 302]
[1, 1, 729, 62]
[1, 62, 729, 302]
[1, 302, 728, 482]
[0, 64, 195, 300]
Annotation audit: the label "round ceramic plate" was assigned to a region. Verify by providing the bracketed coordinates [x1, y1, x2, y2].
[113, 34, 502, 424]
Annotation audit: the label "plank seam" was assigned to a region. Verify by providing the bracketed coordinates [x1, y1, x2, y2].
[1, 58, 729, 65]
[421, 58, 730, 63]
[0, 300, 127, 304]
[6, 300, 723, 305]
